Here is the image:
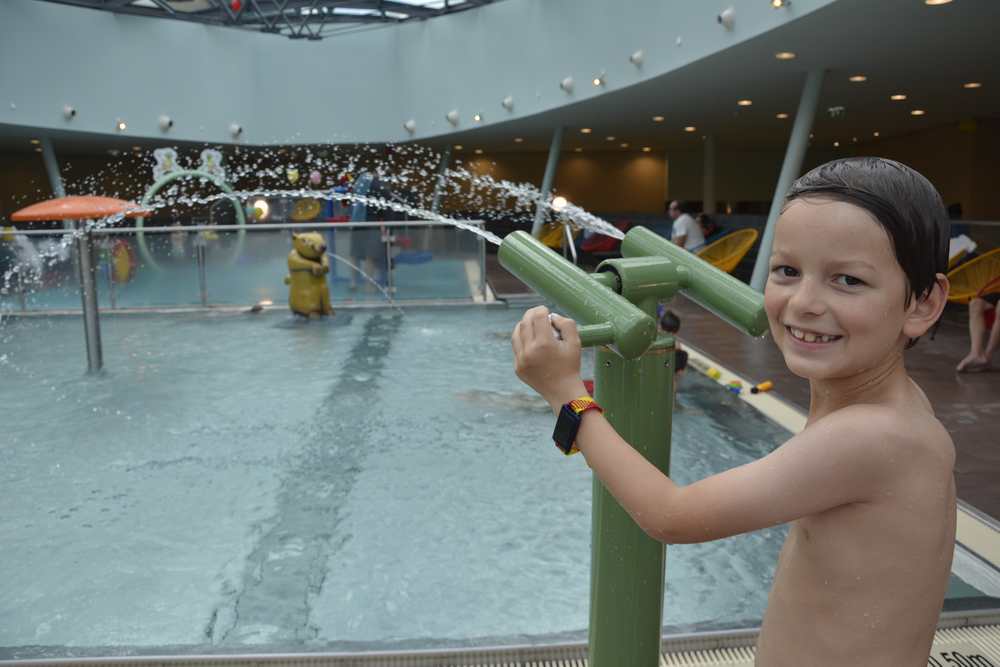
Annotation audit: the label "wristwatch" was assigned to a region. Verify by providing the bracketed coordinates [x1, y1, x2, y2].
[552, 396, 604, 455]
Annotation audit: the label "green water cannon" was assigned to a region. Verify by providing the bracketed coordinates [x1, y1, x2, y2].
[498, 227, 767, 667]
[499, 228, 767, 357]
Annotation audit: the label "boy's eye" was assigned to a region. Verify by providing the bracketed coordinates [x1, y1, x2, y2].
[771, 265, 799, 278]
[835, 274, 865, 287]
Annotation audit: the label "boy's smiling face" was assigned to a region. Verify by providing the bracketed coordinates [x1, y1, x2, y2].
[764, 198, 912, 381]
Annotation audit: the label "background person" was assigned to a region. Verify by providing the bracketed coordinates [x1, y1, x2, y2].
[667, 200, 704, 250]
[956, 291, 1000, 372]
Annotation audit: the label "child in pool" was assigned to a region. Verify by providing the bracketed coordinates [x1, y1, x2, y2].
[512, 157, 955, 666]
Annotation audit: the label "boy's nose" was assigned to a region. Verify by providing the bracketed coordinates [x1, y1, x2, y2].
[787, 279, 827, 316]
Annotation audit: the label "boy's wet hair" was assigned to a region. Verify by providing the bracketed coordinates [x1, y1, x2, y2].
[784, 158, 949, 348]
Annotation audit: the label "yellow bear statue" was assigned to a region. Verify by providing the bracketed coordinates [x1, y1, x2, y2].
[284, 232, 334, 317]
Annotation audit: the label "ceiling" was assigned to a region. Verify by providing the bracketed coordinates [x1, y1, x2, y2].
[436, 0, 999, 154]
[2, 0, 997, 159]
[32, 0, 498, 40]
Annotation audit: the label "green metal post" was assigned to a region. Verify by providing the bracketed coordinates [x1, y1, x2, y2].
[590, 334, 673, 667]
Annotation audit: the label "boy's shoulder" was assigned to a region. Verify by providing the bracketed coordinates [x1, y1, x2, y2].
[815, 402, 952, 463]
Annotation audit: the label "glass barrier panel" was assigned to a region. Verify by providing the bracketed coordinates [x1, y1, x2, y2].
[326, 225, 390, 304]
[0, 232, 81, 311]
[201, 229, 288, 306]
[111, 230, 203, 308]
[0, 223, 487, 311]
[388, 223, 486, 301]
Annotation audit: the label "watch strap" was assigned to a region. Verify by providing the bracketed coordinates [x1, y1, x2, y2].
[553, 395, 603, 455]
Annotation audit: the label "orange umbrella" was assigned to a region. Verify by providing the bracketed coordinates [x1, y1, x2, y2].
[10, 195, 149, 222]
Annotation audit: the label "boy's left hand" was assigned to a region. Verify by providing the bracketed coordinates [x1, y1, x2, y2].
[512, 306, 588, 414]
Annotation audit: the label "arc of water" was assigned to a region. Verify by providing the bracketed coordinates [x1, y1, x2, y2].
[137, 169, 247, 272]
[326, 251, 404, 314]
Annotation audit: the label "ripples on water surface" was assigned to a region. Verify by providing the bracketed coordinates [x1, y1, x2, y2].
[0, 308, 791, 658]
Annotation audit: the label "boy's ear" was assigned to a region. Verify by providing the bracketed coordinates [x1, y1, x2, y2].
[903, 273, 949, 339]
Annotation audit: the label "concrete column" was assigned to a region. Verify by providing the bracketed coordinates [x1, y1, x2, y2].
[40, 137, 71, 231]
[430, 144, 452, 213]
[750, 69, 825, 291]
[40, 137, 65, 198]
[663, 150, 670, 207]
[702, 134, 716, 214]
[530, 126, 564, 238]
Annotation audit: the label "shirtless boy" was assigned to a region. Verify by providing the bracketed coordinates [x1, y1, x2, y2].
[512, 157, 956, 666]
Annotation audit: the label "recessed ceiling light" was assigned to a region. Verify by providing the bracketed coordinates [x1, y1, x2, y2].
[29, 138, 40, 145]
[580, 127, 592, 134]
[911, 109, 926, 116]
[472, 113, 482, 122]
[963, 82, 982, 89]
[513, 137, 523, 143]
[924, 0, 953, 5]
[873, 131, 880, 137]
[474, 148, 483, 154]
[775, 52, 796, 60]
[890, 94, 907, 101]
[684, 126, 697, 132]
[642, 146, 652, 152]
[620, 142, 630, 148]
[592, 73, 605, 87]
[454, 144, 463, 150]
[771, 0, 790, 7]
[776, 112, 789, 119]
[116, 119, 127, 131]
[737, 99, 753, 106]
[849, 74, 867, 82]
[605, 136, 616, 141]
[652, 115, 665, 122]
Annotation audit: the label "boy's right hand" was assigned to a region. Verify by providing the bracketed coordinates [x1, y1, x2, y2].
[512, 306, 588, 415]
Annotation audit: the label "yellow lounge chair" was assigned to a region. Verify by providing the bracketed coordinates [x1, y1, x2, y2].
[946, 247, 1000, 304]
[696, 228, 759, 274]
[539, 222, 579, 250]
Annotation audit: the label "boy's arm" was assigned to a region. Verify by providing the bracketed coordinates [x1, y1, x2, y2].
[574, 404, 898, 544]
[513, 306, 899, 545]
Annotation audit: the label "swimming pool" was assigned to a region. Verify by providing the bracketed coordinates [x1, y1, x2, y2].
[0, 307, 994, 659]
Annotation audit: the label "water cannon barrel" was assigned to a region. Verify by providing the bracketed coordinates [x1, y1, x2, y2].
[621, 226, 769, 337]
[498, 231, 656, 359]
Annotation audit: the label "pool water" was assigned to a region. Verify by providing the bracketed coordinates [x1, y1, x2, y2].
[0, 307, 990, 659]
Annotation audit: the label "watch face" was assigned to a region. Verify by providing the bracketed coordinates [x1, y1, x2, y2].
[552, 404, 581, 454]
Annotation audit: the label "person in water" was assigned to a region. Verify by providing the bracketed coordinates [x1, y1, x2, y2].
[513, 157, 955, 666]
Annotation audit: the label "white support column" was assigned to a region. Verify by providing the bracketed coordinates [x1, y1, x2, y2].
[663, 150, 670, 208]
[40, 137, 71, 231]
[703, 134, 716, 214]
[531, 127, 564, 238]
[430, 144, 452, 213]
[750, 69, 825, 291]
